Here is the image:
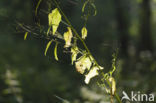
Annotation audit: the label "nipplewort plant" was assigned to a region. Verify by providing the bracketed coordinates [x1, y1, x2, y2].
[17, 0, 122, 103]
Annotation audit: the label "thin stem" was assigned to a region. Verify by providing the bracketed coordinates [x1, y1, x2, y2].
[53, 0, 100, 68]
[17, 22, 84, 55]
[53, 0, 122, 103]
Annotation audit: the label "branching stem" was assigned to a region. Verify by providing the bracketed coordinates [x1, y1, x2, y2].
[53, 0, 122, 103]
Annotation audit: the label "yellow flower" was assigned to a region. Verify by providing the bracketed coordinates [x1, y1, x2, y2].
[71, 46, 79, 64]
[81, 27, 88, 39]
[64, 27, 73, 48]
[108, 77, 116, 95]
[84, 66, 99, 84]
[84, 66, 104, 84]
[75, 56, 92, 74]
[48, 8, 61, 35]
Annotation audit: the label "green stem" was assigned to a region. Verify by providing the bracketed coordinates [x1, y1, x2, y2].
[53, 0, 100, 68]
[53, 0, 122, 103]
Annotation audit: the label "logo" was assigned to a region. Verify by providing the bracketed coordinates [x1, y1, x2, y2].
[121, 91, 155, 102]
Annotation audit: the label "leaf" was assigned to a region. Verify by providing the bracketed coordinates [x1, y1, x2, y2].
[54, 42, 59, 61]
[47, 26, 51, 35]
[82, 0, 89, 13]
[44, 40, 53, 56]
[108, 77, 116, 95]
[91, 3, 97, 16]
[64, 27, 73, 48]
[35, 0, 42, 16]
[48, 8, 62, 35]
[81, 27, 88, 39]
[75, 55, 92, 74]
[82, 1, 97, 16]
[84, 66, 99, 84]
[71, 46, 79, 65]
[24, 32, 28, 40]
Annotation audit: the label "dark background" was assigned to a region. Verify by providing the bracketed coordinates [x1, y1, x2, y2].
[0, 0, 156, 103]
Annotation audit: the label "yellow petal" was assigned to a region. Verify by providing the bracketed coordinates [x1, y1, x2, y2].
[75, 55, 92, 74]
[98, 66, 104, 70]
[109, 77, 116, 95]
[83, 57, 92, 70]
[81, 27, 87, 39]
[71, 46, 79, 65]
[85, 66, 99, 84]
[75, 60, 85, 74]
[64, 27, 73, 48]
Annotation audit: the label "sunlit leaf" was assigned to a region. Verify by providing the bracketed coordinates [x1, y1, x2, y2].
[54, 42, 59, 61]
[48, 8, 62, 35]
[47, 26, 51, 35]
[82, 0, 89, 13]
[81, 27, 88, 39]
[71, 46, 79, 65]
[64, 27, 73, 48]
[35, 0, 42, 16]
[24, 32, 28, 40]
[84, 66, 99, 84]
[109, 77, 116, 95]
[75, 55, 92, 74]
[44, 40, 53, 56]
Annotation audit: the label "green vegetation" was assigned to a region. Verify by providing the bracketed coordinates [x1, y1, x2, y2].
[0, 0, 156, 103]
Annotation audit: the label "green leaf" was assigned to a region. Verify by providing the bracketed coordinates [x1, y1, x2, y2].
[81, 27, 87, 39]
[54, 42, 59, 61]
[82, 0, 89, 13]
[44, 40, 53, 56]
[82, 1, 97, 16]
[48, 8, 62, 35]
[91, 3, 97, 16]
[47, 26, 51, 35]
[64, 27, 73, 48]
[35, 0, 42, 16]
[24, 32, 28, 40]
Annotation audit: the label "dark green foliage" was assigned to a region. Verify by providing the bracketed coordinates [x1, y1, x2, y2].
[0, 0, 156, 103]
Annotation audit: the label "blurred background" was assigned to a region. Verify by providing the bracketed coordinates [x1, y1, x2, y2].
[0, 0, 156, 103]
